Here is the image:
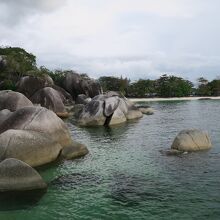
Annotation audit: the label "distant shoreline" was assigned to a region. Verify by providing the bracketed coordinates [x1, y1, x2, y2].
[129, 96, 220, 102]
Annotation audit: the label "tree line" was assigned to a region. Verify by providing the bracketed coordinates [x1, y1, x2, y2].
[98, 75, 220, 97]
[1, 46, 220, 97]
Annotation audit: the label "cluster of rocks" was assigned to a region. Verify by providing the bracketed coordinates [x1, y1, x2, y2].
[15, 71, 102, 118]
[77, 92, 143, 126]
[0, 92, 89, 193]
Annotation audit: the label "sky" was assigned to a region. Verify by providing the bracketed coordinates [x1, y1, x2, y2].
[0, 0, 220, 82]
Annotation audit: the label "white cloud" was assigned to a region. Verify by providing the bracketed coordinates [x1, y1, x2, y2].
[0, 0, 220, 81]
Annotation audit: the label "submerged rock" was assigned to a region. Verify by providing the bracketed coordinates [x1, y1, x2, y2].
[171, 129, 212, 152]
[0, 129, 62, 167]
[51, 172, 102, 190]
[0, 106, 73, 148]
[0, 158, 47, 192]
[0, 90, 33, 112]
[61, 141, 89, 160]
[138, 107, 154, 115]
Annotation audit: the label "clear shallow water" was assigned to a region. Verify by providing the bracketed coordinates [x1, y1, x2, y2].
[1, 100, 220, 220]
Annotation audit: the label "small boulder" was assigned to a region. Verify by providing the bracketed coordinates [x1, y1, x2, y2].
[0, 130, 62, 167]
[61, 141, 89, 160]
[0, 106, 73, 148]
[139, 107, 154, 115]
[30, 87, 69, 118]
[171, 129, 212, 152]
[0, 90, 33, 112]
[0, 158, 47, 192]
[76, 94, 91, 105]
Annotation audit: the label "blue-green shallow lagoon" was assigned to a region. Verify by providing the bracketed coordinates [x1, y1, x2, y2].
[1, 100, 220, 220]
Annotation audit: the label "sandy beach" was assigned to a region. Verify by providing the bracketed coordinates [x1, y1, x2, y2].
[129, 96, 220, 102]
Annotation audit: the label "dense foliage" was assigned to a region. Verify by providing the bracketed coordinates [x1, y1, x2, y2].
[1, 46, 220, 97]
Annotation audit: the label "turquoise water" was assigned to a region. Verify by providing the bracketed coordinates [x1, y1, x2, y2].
[1, 100, 220, 220]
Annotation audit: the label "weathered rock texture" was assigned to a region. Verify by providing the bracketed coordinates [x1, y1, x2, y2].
[30, 87, 68, 118]
[63, 71, 102, 99]
[0, 130, 62, 167]
[0, 158, 47, 192]
[0, 90, 33, 112]
[0, 106, 73, 148]
[16, 75, 54, 98]
[171, 129, 212, 152]
[78, 92, 143, 126]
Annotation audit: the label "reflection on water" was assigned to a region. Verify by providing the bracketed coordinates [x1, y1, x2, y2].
[0, 189, 46, 211]
[1, 100, 220, 219]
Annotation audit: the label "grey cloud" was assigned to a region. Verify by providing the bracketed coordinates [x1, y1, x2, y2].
[0, 0, 66, 25]
[37, 53, 220, 82]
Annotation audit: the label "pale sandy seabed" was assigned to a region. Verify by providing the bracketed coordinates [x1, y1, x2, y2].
[129, 96, 220, 102]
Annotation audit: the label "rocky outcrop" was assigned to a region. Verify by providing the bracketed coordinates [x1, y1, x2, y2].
[63, 71, 102, 99]
[171, 129, 212, 152]
[61, 141, 89, 160]
[0, 130, 62, 167]
[30, 87, 69, 118]
[0, 109, 12, 125]
[78, 92, 143, 126]
[16, 75, 54, 98]
[52, 85, 74, 105]
[0, 158, 47, 192]
[76, 94, 91, 105]
[0, 106, 73, 148]
[0, 90, 33, 112]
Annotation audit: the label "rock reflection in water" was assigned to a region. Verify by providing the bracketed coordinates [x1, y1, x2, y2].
[0, 189, 46, 211]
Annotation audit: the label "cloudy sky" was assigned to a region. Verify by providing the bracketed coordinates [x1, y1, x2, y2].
[0, 0, 220, 81]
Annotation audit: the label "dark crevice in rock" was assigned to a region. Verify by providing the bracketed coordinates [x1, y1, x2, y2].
[104, 113, 113, 127]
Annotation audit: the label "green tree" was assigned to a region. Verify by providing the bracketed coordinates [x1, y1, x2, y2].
[127, 79, 155, 97]
[196, 77, 211, 96]
[208, 79, 220, 96]
[156, 74, 193, 97]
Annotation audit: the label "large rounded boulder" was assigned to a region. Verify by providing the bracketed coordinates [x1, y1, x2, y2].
[52, 85, 74, 105]
[171, 129, 212, 152]
[63, 71, 102, 99]
[0, 130, 62, 167]
[0, 158, 47, 192]
[30, 87, 69, 118]
[0, 106, 73, 148]
[16, 75, 54, 98]
[0, 90, 33, 112]
[78, 92, 143, 126]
